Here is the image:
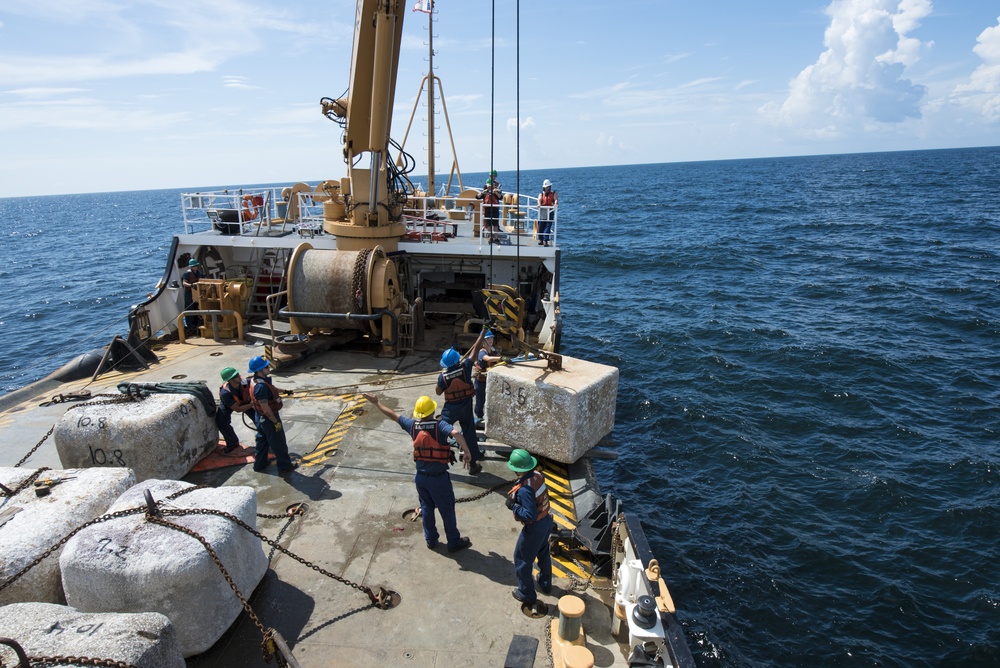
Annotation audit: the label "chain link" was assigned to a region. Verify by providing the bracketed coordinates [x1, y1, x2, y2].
[157, 507, 382, 605]
[25, 654, 137, 668]
[0, 506, 147, 594]
[0, 467, 51, 498]
[455, 478, 515, 504]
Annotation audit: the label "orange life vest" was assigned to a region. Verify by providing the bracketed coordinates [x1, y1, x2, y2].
[410, 420, 452, 463]
[219, 380, 251, 413]
[442, 365, 475, 402]
[476, 346, 497, 381]
[540, 191, 556, 207]
[250, 376, 284, 415]
[508, 471, 550, 523]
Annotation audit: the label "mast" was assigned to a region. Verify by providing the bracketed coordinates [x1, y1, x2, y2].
[425, 8, 435, 197]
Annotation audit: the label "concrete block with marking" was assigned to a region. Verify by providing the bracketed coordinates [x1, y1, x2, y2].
[0, 467, 135, 606]
[59, 479, 268, 657]
[53, 393, 216, 482]
[0, 602, 184, 667]
[485, 356, 618, 464]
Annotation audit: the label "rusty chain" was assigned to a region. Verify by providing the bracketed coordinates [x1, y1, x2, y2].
[157, 506, 385, 606]
[0, 506, 147, 595]
[455, 478, 515, 504]
[144, 514, 277, 664]
[0, 467, 51, 499]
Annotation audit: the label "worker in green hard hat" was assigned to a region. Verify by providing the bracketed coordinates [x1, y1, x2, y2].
[506, 448, 553, 611]
[215, 366, 255, 454]
[476, 173, 503, 242]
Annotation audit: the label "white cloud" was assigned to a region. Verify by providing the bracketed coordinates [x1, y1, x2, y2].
[506, 116, 535, 132]
[763, 0, 932, 133]
[223, 76, 260, 90]
[950, 16, 1000, 121]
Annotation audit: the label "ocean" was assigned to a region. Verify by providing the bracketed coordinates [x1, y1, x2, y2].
[2, 146, 999, 666]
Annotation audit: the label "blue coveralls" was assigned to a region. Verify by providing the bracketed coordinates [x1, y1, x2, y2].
[252, 375, 293, 472]
[474, 345, 498, 420]
[397, 415, 463, 550]
[511, 472, 554, 604]
[181, 268, 203, 329]
[216, 380, 255, 450]
[437, 358, 482, 465]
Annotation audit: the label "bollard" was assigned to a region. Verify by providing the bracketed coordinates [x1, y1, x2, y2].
[557, 595, 586, 642]
[551, 595, 590, 668]
[564, 645, 595, 668]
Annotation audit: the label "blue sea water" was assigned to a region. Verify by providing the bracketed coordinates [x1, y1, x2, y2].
[2, 147, 999, 666]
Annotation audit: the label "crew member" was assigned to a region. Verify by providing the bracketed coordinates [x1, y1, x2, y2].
[181, 258, 203, 333]
[474, 330, 505, 424]
[216, 366, 255, 454]
[363, 392, 473, 553]
[435, 329, 486, 475]
[248, 355, 296, 474]
[537, 179, 558, 247]
[506, 448, 553, 608]
[476, 176, 503, 241]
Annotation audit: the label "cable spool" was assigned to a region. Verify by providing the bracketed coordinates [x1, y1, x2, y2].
[286, 243, 403, 339]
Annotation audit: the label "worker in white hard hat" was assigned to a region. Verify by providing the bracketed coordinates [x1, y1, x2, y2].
[537, 179, 558, 247]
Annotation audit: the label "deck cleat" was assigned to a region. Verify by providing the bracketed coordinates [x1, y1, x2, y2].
[373, 587, 401, 610]
[520, 600, 549, 619]
[286, 502, 308, 516]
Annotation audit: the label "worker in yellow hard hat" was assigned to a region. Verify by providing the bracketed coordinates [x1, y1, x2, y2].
[363, 392, 473, 552]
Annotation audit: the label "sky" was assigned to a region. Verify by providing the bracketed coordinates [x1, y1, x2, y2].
[1, 0, 999, 197]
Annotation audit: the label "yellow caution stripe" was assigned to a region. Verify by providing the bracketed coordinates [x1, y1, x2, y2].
[534, 457, 593, 580]
[300, 394, 365, 467]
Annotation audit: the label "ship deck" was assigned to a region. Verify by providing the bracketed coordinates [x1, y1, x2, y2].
[0, 329, 625, 667]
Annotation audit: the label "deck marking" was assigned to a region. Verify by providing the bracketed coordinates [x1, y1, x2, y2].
[535, 458, 593, 581]
[300, 394, 365, 467]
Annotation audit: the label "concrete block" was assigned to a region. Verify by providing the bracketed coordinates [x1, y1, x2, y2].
[0, 467, 135, 606]
[485, 356, 618, 464]
[0, 602, 184, 667]
[54, 393, 216, 482]
[60, 479, 269, 657]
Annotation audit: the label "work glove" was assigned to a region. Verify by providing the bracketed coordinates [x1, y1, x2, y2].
[500, 356, 511, 364]
[505, 496, 516, 511]
[273, 421, 283, 432]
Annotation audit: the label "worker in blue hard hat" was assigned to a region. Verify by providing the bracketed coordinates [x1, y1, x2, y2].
[216, 366, 255, 454]
[505, 448, 553, 612]
[362, 392, 473, 553]
[247, 355, 296, 475]
[434, 328, 487, 475]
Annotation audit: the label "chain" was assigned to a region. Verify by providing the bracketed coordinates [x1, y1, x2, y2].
[351, 248, 372, 312]
[544, 616, 554, 668]
[13, 428, 54, 469]
[25, 655, 137, 668]
[0, 467, 51, 497]
[263, 504, 307, 563]
[157, 507, 383, 606]
[0, 506, 147, 594]
[145, 514, 276, 664]
[455, 478, 515, 504]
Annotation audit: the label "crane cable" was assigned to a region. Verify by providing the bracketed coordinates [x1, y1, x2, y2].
[488, 0, 496, 287]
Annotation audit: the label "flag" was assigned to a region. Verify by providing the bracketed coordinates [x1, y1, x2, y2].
[412, 0, 432, 13]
